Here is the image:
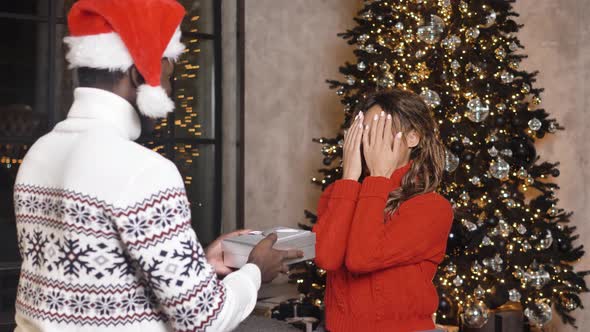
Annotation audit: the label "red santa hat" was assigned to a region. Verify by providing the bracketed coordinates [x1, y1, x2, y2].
[64, 0, 186, 118]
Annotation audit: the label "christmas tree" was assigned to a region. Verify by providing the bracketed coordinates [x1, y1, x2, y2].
[286, 0, 588, 329]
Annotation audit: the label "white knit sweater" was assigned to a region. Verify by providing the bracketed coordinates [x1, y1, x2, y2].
[14, 88, 261, 332]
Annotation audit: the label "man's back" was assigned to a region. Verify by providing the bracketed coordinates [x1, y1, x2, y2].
[14, 88, 260, 332]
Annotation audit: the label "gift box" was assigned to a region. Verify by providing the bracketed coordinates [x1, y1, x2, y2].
[436, 325, 459, 332]
[495, 309, 523, 332]
[463, 311, 496, 332]
[222, 227, 316, 268]
[462, 308, 525, 332]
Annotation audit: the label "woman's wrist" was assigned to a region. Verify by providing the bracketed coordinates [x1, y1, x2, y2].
[368, 168, 394, 178]
[342, 174, 359, 181]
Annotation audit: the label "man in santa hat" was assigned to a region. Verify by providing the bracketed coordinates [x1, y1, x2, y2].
[13, 1, 301, 331]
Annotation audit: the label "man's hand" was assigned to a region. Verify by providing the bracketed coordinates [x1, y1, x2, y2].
[363, 111, 404, 178]
[206, 229, 252, 277]
[247, 233, 304, 283]
[342, 112, 364, 181]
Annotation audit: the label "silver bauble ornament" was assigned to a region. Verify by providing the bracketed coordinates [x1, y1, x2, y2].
[484, 11, 497, 27]
[471, 262, 483, 274]
[346, 75, 356, 86]
[528, 118, 542, 131]
[417, 15, 445, 44]
[442, 35, 461, 51]
[444, 150, 460, 172]
[420, 88, 441, 108]
[466, 98, 490, 122]
[536, 230, 553, 250]
[474, 285, 485, 298]
[463, 301, 489, 328]
[501, 71, 514, 83]
[525, 263, 551, 289]
[466, 27, 480, 41]
[490, 158, 510, 180]
[524, 300, 552, 327]
[445, 262, 457, 275]
[463, 220, 477, 232]
[509, 289, 521, 302]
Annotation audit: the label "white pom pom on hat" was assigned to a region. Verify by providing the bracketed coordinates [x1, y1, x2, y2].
[64, 0, 186, 119]
[136, 85, 176, 119]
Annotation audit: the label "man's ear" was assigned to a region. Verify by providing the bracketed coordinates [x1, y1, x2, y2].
[129, 65, 145, 89]
[405, 130, 420, 148]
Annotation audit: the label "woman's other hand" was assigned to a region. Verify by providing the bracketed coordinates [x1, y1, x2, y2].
[342, 112, 364, 181]
[363, 111, 404, 178]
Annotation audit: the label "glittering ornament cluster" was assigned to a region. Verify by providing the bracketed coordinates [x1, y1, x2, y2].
[285, 0, 589, 329]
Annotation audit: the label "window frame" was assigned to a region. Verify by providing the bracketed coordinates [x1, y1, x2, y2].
[0, 0, 225, 251]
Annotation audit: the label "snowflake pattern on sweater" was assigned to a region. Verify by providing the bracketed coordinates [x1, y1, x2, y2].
[15, 184, 226, 331]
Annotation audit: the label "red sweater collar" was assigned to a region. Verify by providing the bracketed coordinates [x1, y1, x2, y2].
[390, 160, 413, 187]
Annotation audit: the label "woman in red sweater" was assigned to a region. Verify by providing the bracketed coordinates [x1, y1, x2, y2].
[313, 89, 453, 332]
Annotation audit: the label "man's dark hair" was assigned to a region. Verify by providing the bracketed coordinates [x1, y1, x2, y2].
[76, 67, 127, 88]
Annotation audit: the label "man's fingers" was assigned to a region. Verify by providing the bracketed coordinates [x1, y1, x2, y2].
[261, 233, 278, 247]
[280, 264, 290, 274]
[281, 249, 304, 260]
[216, 266, 234, 277]
[231, 229, 252, 237]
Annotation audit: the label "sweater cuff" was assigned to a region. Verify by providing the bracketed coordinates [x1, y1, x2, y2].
[330, 179, 361, 200]
[360, 176, 394, 199]
[222, 263, 261, 322]
[238, 263, 262, 290]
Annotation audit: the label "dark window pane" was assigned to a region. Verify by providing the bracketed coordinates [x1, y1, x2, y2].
[0, 144, 28, 262]
[178, 0, 214, 35]
[0, 143, 27, 320]
[0, 1, 48, 16]
[174, 39, 215, 139]
[0, 20, 49, 136]
[57, 0, 77, 18]
[174, 143, 217, 245]
[143, 141, 169, 159]
[56, 24, 74, 121]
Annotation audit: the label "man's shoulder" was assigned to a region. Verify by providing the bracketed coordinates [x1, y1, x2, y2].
[77, 132, 172, 170]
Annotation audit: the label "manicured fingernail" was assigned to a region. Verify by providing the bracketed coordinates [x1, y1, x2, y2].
[373, 114, 379, 121]
[355, 114, 359, 119]
[359, 112, 364, 117]
[387, 114, 392, 119]
[358, 123, 363, 128]
[381, 111, 385, 117]
[365, 125, 369, 130]
[396, 132, 403, 138]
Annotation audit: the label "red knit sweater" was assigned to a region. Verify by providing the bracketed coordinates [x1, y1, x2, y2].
[313, 163, 453, 332]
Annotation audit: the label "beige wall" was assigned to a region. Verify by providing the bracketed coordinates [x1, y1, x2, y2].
[243, 0, 590, 329]
[244, 0, 359, 230]
[514, 1, 590, 330]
